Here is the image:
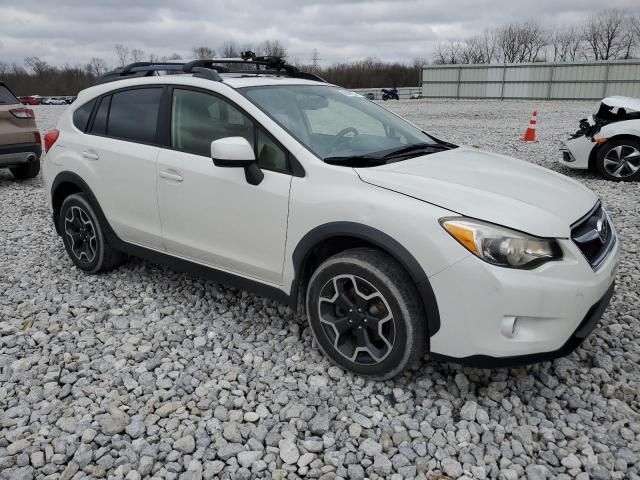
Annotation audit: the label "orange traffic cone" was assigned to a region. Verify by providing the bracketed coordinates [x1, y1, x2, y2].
[521, 111, 539, 142]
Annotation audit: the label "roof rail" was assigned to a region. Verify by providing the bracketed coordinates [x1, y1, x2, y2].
[96, 55, 325, 85]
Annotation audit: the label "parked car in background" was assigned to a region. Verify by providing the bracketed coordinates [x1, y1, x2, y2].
[410, 92, 422, 99]
[0, 81, 41, 179]
[20, 95, 42, 105]
[561, 96, 640, 181]
[43, 57, 618, 378]
[42, 97, 68, 105]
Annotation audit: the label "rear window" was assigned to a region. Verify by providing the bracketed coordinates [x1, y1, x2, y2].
[0, 85, 18, 104]
[72, 99, 96, 132]
[107, 88, 162, 144]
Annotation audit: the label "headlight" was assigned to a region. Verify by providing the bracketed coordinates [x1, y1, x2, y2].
[440, 217, 562, 269]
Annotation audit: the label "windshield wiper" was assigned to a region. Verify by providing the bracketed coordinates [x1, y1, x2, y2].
[382, 142, 451, 159]
[324, 155, 387, 167]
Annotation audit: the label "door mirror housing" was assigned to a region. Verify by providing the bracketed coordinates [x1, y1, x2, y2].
[211, 137, 264, 185]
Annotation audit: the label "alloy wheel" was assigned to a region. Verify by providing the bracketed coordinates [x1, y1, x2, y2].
[64, 206, 97, 263]
[603, 145, 640, 178]
[317, 274, 396, 365]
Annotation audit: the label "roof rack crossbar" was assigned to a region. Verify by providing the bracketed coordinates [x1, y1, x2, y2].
[97, 56, 326, 85]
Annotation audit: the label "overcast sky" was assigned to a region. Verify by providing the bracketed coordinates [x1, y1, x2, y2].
[1, 0, 639, 68]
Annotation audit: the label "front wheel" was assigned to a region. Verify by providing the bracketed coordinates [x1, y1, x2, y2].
[306, 248, 426, 379]
[596, 138, 640, 181]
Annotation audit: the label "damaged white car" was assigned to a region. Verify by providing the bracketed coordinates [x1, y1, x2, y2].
[561, 96, 640, 181]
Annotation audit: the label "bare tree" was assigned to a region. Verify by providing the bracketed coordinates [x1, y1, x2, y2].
[479, 30, 500, 64]
[114, 44, 129, 67]
[192, 46, 215, 59]
[496, 22, 548, 63]
[583, 9, 631, 60]
[432, 40, 463, 64]
[162, 53, 183, 61]
[631, 14, 640, 41]
[550, 27, 584, 62]
[220, 41, 240, 58]
[86, 57, 107, 77]
[131, 49, 145, 62]
[259, 40, 287, 58]
[24, 56, 49, 75]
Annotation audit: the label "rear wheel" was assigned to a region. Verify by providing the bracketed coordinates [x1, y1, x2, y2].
[59, 193, 122, 273]
[306, 248, 426, 379]
[10, 158, 40, 180]
[596, 138, 640, 181]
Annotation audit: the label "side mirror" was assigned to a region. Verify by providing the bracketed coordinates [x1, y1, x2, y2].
[211, 137, 264, 186]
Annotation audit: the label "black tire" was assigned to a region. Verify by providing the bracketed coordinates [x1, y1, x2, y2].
[10, 158, 40, 180]
[58, 193, 122, 273]
[306, 248, 426, 379]
[596, 138, 640, 182]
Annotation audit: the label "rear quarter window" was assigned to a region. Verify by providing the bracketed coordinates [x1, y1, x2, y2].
[72, 99, 96, 132]
[0, 85, 18, 104]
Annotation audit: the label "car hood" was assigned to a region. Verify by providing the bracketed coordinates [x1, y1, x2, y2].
[356, 146, 597, 238]
[602, 95, 640, 112]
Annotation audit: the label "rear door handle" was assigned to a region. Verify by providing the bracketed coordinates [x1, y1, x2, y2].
[159, 171, 183, 182]
[82, 151, 99, 161]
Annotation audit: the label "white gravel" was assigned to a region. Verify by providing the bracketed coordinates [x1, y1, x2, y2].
[1, 101, 639, 480]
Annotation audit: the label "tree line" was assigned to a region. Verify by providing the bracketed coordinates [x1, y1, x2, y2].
[433, 9, 640, 64]
[1, 8, 639, 95]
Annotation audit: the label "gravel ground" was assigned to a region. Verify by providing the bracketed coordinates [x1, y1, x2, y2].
[1, 101, 639, 480]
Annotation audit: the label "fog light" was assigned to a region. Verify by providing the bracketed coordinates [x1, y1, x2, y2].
[501, 316, 518, 339]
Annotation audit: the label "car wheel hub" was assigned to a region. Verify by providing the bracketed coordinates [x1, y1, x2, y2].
[64, 206, 97, 263]
[603, 145, 640, 178]
[317, 274, 395, 365]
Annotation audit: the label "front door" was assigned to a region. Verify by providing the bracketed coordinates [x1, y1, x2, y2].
[156, 87, 292, 285]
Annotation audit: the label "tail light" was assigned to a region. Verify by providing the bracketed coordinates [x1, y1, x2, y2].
[34, 131, 41, 144]
[44, 129, 60, 153]
[9, 108, 36, 119]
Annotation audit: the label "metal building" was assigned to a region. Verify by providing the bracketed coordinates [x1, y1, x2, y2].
[421, 60, 640, 100]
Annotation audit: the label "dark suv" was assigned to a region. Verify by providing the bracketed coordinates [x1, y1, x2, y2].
[0, 81, 42, 179]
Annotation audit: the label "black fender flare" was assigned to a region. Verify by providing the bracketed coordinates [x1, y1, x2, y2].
[291, 222, 441, 336]
[51, 171, 116, 239]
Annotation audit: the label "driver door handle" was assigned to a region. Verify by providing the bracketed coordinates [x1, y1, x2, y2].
[159, 171, 183, 182]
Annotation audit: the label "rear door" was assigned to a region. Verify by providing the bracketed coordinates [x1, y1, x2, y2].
[0, 84, 37, 146]
[80, 87, 164, 250]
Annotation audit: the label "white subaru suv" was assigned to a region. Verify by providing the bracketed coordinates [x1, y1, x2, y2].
[42, 56, 619, 379]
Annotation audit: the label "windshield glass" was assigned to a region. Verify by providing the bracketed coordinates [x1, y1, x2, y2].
[240, 85, 438, 162]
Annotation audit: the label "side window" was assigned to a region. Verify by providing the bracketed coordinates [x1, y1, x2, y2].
[256, 128, 288, 173]
[107, 88, 162, 144]
[90, 96, 110, 136]
[171, 89, 254, 157]
[72, 99, 96, 132]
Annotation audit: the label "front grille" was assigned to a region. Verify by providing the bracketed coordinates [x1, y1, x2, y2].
[571, 203, 616, 270]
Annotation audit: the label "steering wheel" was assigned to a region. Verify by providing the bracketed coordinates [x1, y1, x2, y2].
[328, 127, 360, 152]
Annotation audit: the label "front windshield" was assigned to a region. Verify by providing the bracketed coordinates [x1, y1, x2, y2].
[241, 85, 439, 163]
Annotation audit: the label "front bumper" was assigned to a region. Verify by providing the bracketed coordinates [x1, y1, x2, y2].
[428, 234, 619, 364]
[432, 281, 614, 367]
[0, 142, 42, 168]
[559, 135, 594, 170]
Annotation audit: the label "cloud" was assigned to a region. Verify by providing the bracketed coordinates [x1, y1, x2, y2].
[0, 0, 638, 68]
